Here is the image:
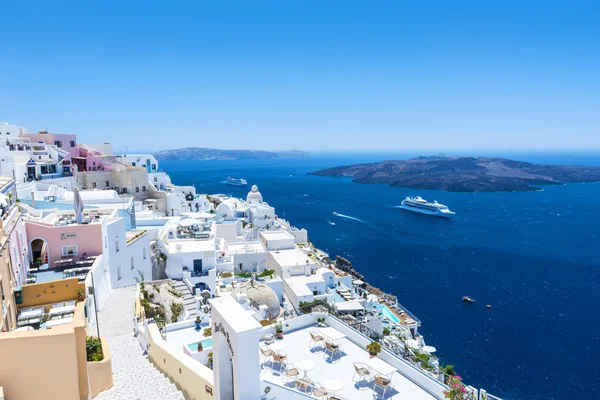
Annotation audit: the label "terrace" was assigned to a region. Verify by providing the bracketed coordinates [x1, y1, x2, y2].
[259, 316, 444, 400]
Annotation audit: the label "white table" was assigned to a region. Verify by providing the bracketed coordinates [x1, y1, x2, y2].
[45, 317, 73, 329]
[269, 341, 286, 353]
[18, 309, 43, 321]
[317, 327, 347, 344]
[323, 379, 344, 393]
[295, 360, 315, 379]
[49, 304, 76, 317]
[364, 357, 396, 377]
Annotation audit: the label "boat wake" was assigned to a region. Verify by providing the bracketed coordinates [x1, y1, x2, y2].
[333, 212, 365, 223]
[327, 219, 336, 226]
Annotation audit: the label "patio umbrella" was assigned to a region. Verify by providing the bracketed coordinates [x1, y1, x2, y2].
[179, 218, 199, 227]
[353, 279, 364, 285]
[73, 188, 84, 224]
[422, 345, 437, 353]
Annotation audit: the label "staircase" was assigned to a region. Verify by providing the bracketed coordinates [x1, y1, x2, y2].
[173, 280, 197, 319]
[94, 334, 185, 400]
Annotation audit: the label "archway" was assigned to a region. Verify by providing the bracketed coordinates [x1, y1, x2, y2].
[29, 238, 49, 269]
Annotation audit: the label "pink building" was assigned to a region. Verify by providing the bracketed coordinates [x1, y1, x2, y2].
[25, 220, 103, 268]
[21, 130, 78, 157]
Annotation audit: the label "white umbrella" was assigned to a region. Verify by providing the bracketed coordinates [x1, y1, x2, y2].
[179, 218, 200, 227]
[73, 188, 84, 224]
[422, 345, 437, 353]
[0, 193, 9, 207]
[353, 279, 364, 285]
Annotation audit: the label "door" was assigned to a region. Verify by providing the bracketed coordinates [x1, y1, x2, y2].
[193, 259, 203, 276]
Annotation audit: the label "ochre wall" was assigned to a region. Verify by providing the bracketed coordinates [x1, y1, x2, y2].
[87, 336, 114, 398]
[147, 324, 214, 400]
[73, 303, 90, 400]
[20, 277, 84, 309]
[0, 326, 80, 400]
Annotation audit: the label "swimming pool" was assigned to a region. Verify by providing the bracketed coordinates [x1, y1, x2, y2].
[380, 305, 400, 324]
[187, 337, 213, 352]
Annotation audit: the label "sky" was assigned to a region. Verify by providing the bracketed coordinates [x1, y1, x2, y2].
[1, 1, 599, 152]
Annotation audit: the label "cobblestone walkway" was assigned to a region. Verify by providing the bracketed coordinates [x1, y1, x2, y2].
[93, 287, 186, 400]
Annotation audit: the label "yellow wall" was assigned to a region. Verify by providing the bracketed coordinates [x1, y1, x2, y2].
[0, 325, 81, 400]
[147, 324, 215, 400]
[87, 337, 114, 398]
[20, 277, 84, 309]
[73, 303, 90, 400]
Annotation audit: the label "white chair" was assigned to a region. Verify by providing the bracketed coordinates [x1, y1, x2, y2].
[324, 341, 341, 362]
[309, 331, 325, 348]
[352, 362, 371, 384]
[374, 376, 394, 398]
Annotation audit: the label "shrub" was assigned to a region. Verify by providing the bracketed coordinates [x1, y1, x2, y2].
[366, 341, 382, 356]
[259, 319, 275, 326]
[167, 288, 182, 298]
[221, 272, 233, 278]
[258, 269, 275, 278]
[383, 327, 391, 336]
[76, 288, 85, 298]
[274, 322, 283, 332]
[443, 375, 467, 399]
[203, 327, 212, 337]
[170, 301, 183, 323]
[235, 271, 252, 278]
[86, 336, 103, 362]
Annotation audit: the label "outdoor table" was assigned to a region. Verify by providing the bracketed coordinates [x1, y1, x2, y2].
[317, 327, 347, 345]
[269, 341, 286, 353]
[295, 360, 315, 379]
[323, 379, 344, 394]
[18, 308, 43, 321]
[49, 304, 76, 317]
[364, 357, 396, 377]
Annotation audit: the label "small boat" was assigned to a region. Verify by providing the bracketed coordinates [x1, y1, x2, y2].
[332, 212, 338, 216]
[462, 296, 475, 303]
[327, 220, 336, 226]
[486, 305, 492, 309]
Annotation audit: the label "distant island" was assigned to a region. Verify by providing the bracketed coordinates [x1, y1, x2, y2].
[309, 156, 600, 192]
[153, 147, 309, 161]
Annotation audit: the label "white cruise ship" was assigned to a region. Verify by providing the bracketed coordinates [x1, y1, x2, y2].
[400, 196, 455, 217]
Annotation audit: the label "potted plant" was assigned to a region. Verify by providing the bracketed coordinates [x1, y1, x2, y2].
[195, 316, 202, 331]
[366, 341, 382, 358]
[274, 322, 284, 339]
[76, 287, 85, 300]
[316, 317, 326, 327]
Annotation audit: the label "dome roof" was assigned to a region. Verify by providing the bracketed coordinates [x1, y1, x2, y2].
[247, 185, 263, 203]
[231, 281, 280, 317]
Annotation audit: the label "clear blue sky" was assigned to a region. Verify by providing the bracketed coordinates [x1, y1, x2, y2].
[1, 1, 599, 152]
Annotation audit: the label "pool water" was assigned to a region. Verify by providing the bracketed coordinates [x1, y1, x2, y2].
[381, 305, 400, 324]
[187, 337, 213, 352]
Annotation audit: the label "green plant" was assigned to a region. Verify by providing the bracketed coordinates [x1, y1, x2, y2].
[259, 319, 275, 326]
[317, 317, 325, 323]
[206, 352, 213, 369]
[234, 271, 252, 278]
[221, 272, 233, 278]
[366, 341, 382, 356]
[170, 301, 183, 323]
[167, 288, 182, 298]
[203, 327, 212, 337]
[148, 293, 154, 300]
[274, 322, 283, 333]
[258, 269, 275, 278]
[443, 364, 456, 377]
[383, 327, 391, 336]
[195, 316, 202, 324]
[153, 284, 159, 291]
[86, 336, 104, 362]
[443, 375, 467, 399]
[76, 288, 85, 298]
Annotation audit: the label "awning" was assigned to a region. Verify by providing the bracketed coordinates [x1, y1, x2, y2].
[335, 300, 364, 312]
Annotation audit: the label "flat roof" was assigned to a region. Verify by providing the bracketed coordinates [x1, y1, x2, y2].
[168, 239, 215, 253]
[270, 248, 313, 268]
[209, 296, 261, 334]
[260, 230, 294, 241]
[227, 242, 266, 254]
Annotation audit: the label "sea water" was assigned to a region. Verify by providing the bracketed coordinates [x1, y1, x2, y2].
[161, 151, 600, 400]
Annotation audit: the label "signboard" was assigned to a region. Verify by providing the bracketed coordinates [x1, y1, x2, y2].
[33, 151, 48, 156]
[60, 233, 77, 240]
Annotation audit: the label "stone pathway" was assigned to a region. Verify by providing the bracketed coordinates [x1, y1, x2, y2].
[93, 287, 186, 400]
[173, 280, 197, 319]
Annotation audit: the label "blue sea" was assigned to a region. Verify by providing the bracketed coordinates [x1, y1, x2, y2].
[161, 151, 600, 400]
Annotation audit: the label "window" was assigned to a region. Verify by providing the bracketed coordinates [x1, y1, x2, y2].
[70, 140, 75, 147]
[92, 182, 97, 188]
[130, 256, 135, 270]
[135, 187, 139, 193]
[117, 266, 122, 281]
[238, 263, 243, 270]
[62, 245, 78, 256]
[104, 236, 107, 249]
[54, 140, 62, 147]
[122, 188, 127, 194]
[115, 240, 120, 253]
[313, 290, 318, 296]
[93, 161, 96, 166]
[105, 181, 110, 187]
[142, 186, 146, 192]
[142, 248, 147, 260]
[154, 177, 158, 182]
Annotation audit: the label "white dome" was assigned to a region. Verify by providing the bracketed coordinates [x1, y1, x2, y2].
[231, 281, 280, 317]
[246, 185, 263, 203]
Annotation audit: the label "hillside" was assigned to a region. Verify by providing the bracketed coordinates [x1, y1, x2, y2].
[153, 147, 309, 161]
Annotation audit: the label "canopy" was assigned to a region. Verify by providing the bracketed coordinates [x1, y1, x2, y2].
[73, 188, 84, 224]
[422, 345, 437, 353]
[335, 300, 364, 312]
[353, 279, 364, 285]
[15, 326, 35, 331]
[178, 218, 200, 227]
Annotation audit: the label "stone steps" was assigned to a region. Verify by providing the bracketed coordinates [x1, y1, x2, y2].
[173, 280, 197, 319]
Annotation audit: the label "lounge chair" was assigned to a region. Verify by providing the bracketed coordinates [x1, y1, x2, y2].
[352, 362, 371, 384]
[311, 383, 327, 399]
[295, 378, 312, 393]
[283, 364, 300, 383]
[309, 331, 325, 348]
[272, 353, 288, 372]
[324, 341, 341, 362]
[259, 347, 273, 363]
[374, 376, 393, 398]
